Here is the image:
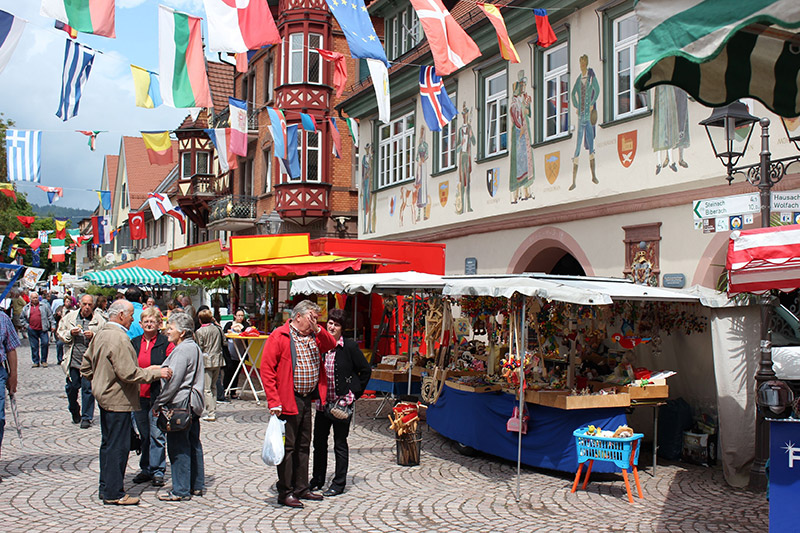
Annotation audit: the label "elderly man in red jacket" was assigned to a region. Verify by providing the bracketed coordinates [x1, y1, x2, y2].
[261, 299, 336, 509]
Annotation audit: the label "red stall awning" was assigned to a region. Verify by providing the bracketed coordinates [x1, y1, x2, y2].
[727, 225, 800, 294]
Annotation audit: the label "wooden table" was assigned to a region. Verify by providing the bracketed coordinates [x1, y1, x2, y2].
[225, 333, 269, 405]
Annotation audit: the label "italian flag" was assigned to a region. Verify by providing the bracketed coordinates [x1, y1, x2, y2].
[40, 0, 115, 38]
[49, 238, 66, 263]
[158, 5, 213, 109]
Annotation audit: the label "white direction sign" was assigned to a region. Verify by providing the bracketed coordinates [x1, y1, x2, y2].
[771, 190, 800, 211]
[692, 193, 760, 220]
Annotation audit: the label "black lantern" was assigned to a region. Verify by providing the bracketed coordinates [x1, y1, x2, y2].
[256, 210, 283, 235]
[700, 102, 759, 183]
[781, 117, 800, 153]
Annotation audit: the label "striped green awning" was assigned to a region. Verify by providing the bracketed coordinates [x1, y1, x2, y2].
[635, 0, 800, 117]
[82, 267, 184, 288]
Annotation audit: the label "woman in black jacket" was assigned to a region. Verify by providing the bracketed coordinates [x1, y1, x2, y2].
[309, 308, 371, 497]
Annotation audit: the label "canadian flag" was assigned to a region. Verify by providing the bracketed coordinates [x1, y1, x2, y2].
[129, 212, 147, 240]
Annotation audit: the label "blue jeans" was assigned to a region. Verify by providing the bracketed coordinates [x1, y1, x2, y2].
[166, 415, 204, 497]
[0, 366, 7, 452]
[27, 328, 49, 365]
[132, 396, 166, 477]
[56, 339, 64, 364]
[573, 119, 595, 158]
[66, 366, 95, 422]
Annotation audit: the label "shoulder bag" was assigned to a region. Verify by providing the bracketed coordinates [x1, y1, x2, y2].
[157, 394, 192, 432]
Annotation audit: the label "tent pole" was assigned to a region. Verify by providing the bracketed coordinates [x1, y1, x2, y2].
[353, 294, 357, 342]
[407, 290, 416, 396]
[516, 295, 526, 502]
[567, 306, 577, 389]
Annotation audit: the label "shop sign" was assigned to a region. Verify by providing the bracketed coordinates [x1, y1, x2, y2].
[692, 193, 760, 220]
[771, 190, 800, 211]
[465, 257, 477, 275]
[662, 273, 685, 288]
[702, 219, 716, 234]
[769, 420, 800, 532]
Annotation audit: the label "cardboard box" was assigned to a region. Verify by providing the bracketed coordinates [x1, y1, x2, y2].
[534, 390, 631, 410]
[444, 380, 502, 393]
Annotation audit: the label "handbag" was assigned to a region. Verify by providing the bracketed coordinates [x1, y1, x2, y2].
[157, 395, 193, 432]
[324, 398, 354, 421]
[506, 406, 529, 434]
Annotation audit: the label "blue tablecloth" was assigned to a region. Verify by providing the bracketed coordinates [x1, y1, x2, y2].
[366, 378, 421, 396]
[427, 386, 628, 473]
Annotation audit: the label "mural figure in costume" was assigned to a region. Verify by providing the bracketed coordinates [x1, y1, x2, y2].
[570, 54, 600, 190]
[509, 71, 534, 203]
[361, 143, 375, 233]
[652, 85, 690, 173]
[456, 103, 475, 214]
[415, 127, 429, 222]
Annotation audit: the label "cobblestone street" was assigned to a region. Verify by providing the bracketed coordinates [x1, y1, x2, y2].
[0, 345, 768, 532]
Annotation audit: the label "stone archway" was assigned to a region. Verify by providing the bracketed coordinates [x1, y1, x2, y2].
[692, 232, 730, 289]
[508, 227, 593, 275]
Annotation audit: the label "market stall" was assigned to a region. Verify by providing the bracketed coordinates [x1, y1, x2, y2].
[82, 266, 185, 288]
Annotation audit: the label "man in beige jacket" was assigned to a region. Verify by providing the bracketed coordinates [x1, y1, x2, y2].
[81, 300, 172, 506]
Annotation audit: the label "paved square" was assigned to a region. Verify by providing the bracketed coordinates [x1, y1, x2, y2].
[0, 346, 767, 532]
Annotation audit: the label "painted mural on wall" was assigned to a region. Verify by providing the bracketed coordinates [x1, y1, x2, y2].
[415, 127, 430, 222]
[361, 143, 376, 234]
[570, 54, 600, 190]
[439, 181, 449, 207]
[510, 71, 534, 203]
[486, 168, 498, 196]
[652, 85, 690, 173]
[456, 103, 475, 214]
[399, 187, 413, 227]
[544, 152, 560, 184]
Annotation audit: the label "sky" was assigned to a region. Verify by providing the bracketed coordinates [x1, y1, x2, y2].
[0, 0, 218, 210]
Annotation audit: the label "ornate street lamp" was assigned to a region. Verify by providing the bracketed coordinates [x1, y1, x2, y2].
[256, 210, 283, 235]
[701, 102, 800, 490]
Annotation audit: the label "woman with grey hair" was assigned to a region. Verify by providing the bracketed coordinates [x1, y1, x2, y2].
[152, 311, 205, 501]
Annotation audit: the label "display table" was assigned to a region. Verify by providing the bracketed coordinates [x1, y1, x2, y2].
[366, 377, 421, 418]
[225, 333, 269, 405]
[427, 386, 628, 473]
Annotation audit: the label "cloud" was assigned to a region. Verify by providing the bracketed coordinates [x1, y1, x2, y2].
[117, 0, 149, 8]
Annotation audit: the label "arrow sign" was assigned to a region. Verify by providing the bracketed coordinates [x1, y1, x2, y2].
[692, 193, 760, 220]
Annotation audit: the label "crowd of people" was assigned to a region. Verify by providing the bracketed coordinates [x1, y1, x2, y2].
[0, 289, 372, 508]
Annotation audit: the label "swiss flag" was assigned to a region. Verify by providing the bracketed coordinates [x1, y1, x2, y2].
[129, 212, 147, 241]
[409, 0, 481, 76]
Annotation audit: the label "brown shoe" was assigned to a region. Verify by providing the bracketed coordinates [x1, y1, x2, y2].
[103, 494, 139, 506]
[295, 490, 323, 501]
[278, 494, 304, 508]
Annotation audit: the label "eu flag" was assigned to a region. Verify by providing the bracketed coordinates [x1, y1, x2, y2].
[325, 0, 388, 66]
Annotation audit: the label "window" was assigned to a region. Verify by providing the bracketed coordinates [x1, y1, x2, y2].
[121, 182, 128, 209]
[240, 159, 254, 196]
[612, 11, 647, 118]
[262, 148, 272, 193]
[308, 34, 322, 85]
[288, 33, 304, 84]
[543, 43, 569, 139]
[484, 71, 508, 157]
[385, 6, 421, 60]
[159, 217, 166, 244]
[196, 151, 210, 174]
[181, 152, 192, 177]
[435, 88, 457, 173]
[378, 111, 415, 189]
[295, 131, 321, 182]
[263, 60, 273, 104]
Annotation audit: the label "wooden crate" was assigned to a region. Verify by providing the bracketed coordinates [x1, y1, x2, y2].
[371, 369, 420, 383]
[534, 390, 631, 410]
[444, 380, 502, 393]
[589, 380, 669, 400]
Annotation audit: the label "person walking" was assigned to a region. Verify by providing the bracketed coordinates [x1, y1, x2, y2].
[21, 291, 55, 368]
[81, 300, 172, 505]
[0, 310, 20, 479]
[195, 309, 224, 422]
[10, 290, 26, 339]
[130, 306, 172, 488]
[58, 294, 105, 429]
[153, 311, 205, 501]
[222, 309, 250, 399]
[310, 308, 371, 497]
[261, 300, 336, 509]
[125, 288, 145, 339]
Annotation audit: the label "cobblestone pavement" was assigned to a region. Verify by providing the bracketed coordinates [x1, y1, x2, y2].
[0, 345, 767, 532]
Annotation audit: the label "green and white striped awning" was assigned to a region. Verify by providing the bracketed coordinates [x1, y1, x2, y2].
[82, 267, 184, 288]
[635, 0, 800, 117]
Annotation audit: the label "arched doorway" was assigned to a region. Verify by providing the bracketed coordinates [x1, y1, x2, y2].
[508, 227, 593, 275]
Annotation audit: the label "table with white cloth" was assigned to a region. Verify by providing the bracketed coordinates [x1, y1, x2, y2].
[225, 333, 269, 405]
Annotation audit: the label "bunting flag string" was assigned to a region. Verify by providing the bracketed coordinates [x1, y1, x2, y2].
[41, 0, 116, 39]
[56, 39, 96, 122]
[477, 3, 520, 63]
[0, 10, 26, 76]
[16, 216, 35, 229]
[0, 183, 17, 202]
[77, 130, 103, 150]
[316, 49, 347, 98]
[36, 185, 64, 204]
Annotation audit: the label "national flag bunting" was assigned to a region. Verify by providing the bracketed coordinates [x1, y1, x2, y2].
[91, 215, 111, 244]
[324, 0, 388, 66]
[300, 113, 316, 133]
[235, 52, 248, 73]
[533, 9, 557, 48]
[229, 97, 248, 156]
[409, 0, 481, 76]
[329, 117, 342, 159]
[66, 228, 79, 244]
[204, 128, 238, 173]
[54, 20, 77, 39]
[345, 117, 359, 147]
[0, 10, 26, 75]
[96, 189, 111, 210]
[316, 49, 347, 98]
[141, 131, 174, 165]
[366, 59, 390, 124]
[56, 39, 95, 122]
[23, 237, 42, 251]
[478, 3, 520, 63]
[41, 0, 116, 38]
[266, 107, 288, 159]
[166, 205, 186, 234]
[279, 124, 300, 179]
[131, 65, 162, 108]
[419, 66, 457, 131]
[203, 0, 280, 53]
[37, 185, 64, 204]
[8, 232, 16, 240]
[6, 130, 42, 183]
[158, 5, 213, 108]
[32, 247, 40, 267]
[16, 215, 34, 229]
[77, 130, 101, 150]
[54, 217, 68, 238]
[129, 212, 146, 240]
[49, 238, 66, 262]
[147, 192, 174, 221]
[0, 183, 16, 202]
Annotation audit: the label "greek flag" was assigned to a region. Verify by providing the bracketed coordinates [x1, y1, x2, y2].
[5, 129, 42, 183]
[56, 39, 95, 121]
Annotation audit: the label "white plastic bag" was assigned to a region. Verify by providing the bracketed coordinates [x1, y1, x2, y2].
[261, 415, 286, 466]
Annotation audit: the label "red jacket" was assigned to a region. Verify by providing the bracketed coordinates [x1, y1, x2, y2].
[260, 320, 336, 415]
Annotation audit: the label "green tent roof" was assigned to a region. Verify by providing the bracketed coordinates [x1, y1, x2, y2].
[82, 266, 184, 288]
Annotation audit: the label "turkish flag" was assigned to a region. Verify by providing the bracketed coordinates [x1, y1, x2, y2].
[129, 212, 147, 240]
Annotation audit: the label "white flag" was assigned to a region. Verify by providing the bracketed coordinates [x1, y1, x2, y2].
[367, 59, 390, 125]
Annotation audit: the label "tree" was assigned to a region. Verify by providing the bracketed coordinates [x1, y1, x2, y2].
[0, 113, 15, 182]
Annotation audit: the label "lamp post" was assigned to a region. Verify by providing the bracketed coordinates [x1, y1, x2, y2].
[701, 102, 800, 490]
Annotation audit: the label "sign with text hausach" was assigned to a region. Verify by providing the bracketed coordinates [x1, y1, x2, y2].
[692, 193, 760, 220]
[771, 190, 800, 212]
